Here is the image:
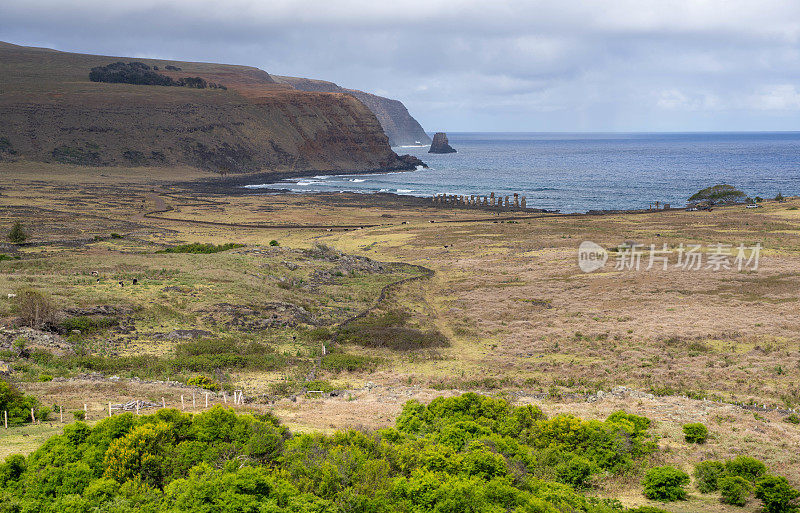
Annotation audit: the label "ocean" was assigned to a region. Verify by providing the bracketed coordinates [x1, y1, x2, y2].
[246, 132, 800, 213]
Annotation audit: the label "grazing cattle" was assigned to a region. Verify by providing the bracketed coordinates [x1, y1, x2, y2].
[118, 281, 124, 287]
[132, 278, 138, 285]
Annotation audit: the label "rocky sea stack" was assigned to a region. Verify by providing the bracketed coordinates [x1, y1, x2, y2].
[429, 132, 457, 154]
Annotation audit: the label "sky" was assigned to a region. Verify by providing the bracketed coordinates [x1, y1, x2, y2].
[3, 0, 800, 132]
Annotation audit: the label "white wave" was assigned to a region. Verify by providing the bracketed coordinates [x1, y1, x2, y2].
[313, 175, 331, 179]
[349, 178, 366, 182]
[397, 189, 414, 193]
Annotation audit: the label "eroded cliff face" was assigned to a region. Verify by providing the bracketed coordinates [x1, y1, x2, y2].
[273, 76, 431, 147]
[0, 42, 413, 175]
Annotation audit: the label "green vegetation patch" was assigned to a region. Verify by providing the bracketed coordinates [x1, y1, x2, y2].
[0, 379, 41, 426]
[337, 309, 449, 350]
[156, 242, 244, 254]
[58, 315, 119, 335]
[51, 144, 102, 166]
[320, 351, 382, 373]
[0, 393, 660, 512]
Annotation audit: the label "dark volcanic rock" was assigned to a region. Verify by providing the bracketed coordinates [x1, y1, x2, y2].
[396, 154, 428, 169]
[428, 132, 456, 154]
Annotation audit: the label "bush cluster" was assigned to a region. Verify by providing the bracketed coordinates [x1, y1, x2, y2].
[186, 375, 220, 391]
[0, 394, 660, 512]
[0, 379, 40, 426]
[89, 61, 227, 89]
[694, 456, 798, 511]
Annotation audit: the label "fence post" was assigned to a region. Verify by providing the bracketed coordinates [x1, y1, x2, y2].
[108, 402, 112, 417]
[205, 392, 209, 408]
[136, 401, 140, 415]
[162, 397, 165, 408]
[223, 391, 227, 404]
[4, 411, 7, 429]
[192, 391, 196, 409]
[181, 395, 185, 410]
[84, 403, 87, 419]
[60, 406, 63, 423]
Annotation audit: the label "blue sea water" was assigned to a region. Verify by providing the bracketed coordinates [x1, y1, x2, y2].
[246, 132, 800, 213]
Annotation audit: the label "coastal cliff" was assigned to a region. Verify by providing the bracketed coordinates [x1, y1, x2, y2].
[273, 76, 431, 147]
[0, 42, 417, 175]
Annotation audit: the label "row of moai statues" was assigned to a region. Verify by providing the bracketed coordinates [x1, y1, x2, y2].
[648, 201, 670, 210]
[432, 192, 527, 209]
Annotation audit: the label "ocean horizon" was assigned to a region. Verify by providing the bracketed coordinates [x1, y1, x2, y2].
[247, 131, 800, 213]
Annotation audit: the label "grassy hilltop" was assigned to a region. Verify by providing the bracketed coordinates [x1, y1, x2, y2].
[0, 41, 411, 175]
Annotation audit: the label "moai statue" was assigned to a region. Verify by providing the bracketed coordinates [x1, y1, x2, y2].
[490, 192, 495, 206]
[521, 197, 526, 209]
[655, 201, 660, 209]
[470, 195, 475, 205]
[514, 193, 519, 208]
[505, 196, 510, 207]
[664, 203, 670, 210]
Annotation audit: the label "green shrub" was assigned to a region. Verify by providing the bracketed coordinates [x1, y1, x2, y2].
[555, 455, 594, 488]
[719, 475, 752, 506]
[186, 376, 220, 391]
[694, 460, 726, 493]
[38, 374, 53, 382]
[755, 475, 800, 513]
[36, 406, 51, 421]
[303, 380, 334, 393]
[642, 466, 690, 502]
[73, 410, 86, 421]
[726, 456, 767, 483]
[8, 221, 26, 244]
[0, 378, 40, 425]
[682, 422, 709, 444]
[269, 240, 279, 246]
[784, 414, 800, 424]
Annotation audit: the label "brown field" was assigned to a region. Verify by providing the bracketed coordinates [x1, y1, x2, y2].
[1, 160, 799, 511]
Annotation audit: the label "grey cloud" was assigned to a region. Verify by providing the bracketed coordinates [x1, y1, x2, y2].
[3, 0, 800, 131]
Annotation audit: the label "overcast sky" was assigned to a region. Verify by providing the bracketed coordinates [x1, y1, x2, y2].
[4, 0, 800, 132]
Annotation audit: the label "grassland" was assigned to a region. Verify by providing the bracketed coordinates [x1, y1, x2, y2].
[1, 160, 799, 511]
